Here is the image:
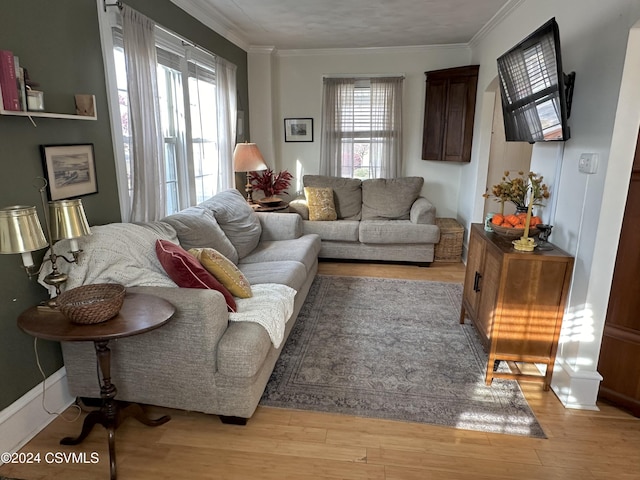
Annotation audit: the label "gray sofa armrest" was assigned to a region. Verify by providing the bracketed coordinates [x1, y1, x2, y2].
[126, 286, 230, 344]
[63, 286, 230, 409]
[410, 197, 436, 224]
[288, 197, 309, 220]
[255, 211, 302, 241]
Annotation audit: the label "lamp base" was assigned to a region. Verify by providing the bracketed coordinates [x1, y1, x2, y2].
[244, 172, 254, 203]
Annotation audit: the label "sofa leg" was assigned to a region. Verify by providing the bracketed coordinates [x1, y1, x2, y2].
[219, 415, 248, 426]
[417, 262, 432, 267]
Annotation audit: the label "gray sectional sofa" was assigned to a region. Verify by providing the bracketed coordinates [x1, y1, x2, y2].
[289, 175, 440, 264]
[42, 189, 321, 423]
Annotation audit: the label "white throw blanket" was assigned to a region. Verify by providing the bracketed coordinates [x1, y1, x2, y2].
[229, 283, 296, 348]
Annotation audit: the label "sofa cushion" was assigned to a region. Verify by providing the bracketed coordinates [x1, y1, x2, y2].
[199, 189, 262, 259]
[303, 175, 362, 220]
[162, 206, 239, 264]
[189, 248, 252, 298]
[361, 177, 424, 220]
[240, 234, 321, 274]
[304, 186, 337, 221]
[239, 261, 308, 292]
[302, 220, 360, 242]
[155, 240, 236, 311]
[359, 220, 440, 244]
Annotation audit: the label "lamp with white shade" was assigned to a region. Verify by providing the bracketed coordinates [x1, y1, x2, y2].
[233, 142, 268, 203]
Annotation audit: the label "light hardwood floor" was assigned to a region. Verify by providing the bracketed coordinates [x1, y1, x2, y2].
[1, 261, 639, 480]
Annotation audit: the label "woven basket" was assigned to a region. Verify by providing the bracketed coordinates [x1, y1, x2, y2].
[435, 218, 464, 262]
[57, 283, 126, 325]
[492, 224, 539, 238]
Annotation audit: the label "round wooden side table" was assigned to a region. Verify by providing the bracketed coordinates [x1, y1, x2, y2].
[18, 292, 175, 480]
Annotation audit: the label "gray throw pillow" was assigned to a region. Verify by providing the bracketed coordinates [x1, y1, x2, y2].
[361, 177, 424, 220]
[162, 207, 239, 264]
[200, 189, 262, 259]
[303, 175, 362, 220]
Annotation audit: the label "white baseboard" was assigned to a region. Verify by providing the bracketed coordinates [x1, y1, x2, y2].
[551, 359, 603, 411]
[0, 367, 75, 460]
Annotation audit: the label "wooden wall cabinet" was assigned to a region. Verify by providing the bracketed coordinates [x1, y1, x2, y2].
[422, 65, 479, 163]
[460, 224, 574, 390]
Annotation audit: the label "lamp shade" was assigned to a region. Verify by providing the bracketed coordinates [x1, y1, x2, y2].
[0, 205, 48, 254]
[49, 199, 91, 242]
[233, 142, 268, 172]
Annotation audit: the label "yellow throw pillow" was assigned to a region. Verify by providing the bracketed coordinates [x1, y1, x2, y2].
[188, 248, 252, 298]
[304, 187, 337, 221]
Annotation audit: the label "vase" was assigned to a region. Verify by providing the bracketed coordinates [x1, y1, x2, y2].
[515, 206, 528, 215]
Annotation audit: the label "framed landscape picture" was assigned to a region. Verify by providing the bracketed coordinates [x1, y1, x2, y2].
[284, 118, 313, 142]
[40, 144, 98, 201]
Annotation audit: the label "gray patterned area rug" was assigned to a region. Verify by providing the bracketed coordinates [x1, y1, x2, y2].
[261, 275, 546, 438]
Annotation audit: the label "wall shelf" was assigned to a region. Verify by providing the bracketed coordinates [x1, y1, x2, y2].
[0, 87, 97, 123]
[0, 108, 97, 121]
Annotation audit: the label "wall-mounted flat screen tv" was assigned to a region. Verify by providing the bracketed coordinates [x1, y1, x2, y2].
[497, 18, 575, 142]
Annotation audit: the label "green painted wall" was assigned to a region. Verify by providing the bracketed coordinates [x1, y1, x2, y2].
[0, 0, 248, 410]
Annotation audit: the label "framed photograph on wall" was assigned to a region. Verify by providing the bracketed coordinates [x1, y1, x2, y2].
[284, 118, 313, 142]
[40, 144, 98, 201]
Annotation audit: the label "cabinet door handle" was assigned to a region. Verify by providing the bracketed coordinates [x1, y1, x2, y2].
[473, 272, 482, 292]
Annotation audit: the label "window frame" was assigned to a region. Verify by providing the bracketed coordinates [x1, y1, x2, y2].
[96, 2, 221, 220]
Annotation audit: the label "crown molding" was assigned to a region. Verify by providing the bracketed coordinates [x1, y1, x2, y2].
[275, 43, 470, 57]
[248, 46, 277, 55]
[469, 0, 526, 48]
[170, 0, 249, 51]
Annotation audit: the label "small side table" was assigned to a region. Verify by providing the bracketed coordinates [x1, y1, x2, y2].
[18, 292, 175, 480]
[251, 201, 290, 212]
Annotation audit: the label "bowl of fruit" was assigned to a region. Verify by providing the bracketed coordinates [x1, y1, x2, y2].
[490, 213, 541, 238]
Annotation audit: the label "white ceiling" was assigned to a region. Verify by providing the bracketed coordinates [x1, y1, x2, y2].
[171, 0, 513, 51]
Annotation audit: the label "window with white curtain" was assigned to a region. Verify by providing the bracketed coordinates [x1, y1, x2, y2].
[320, 76, 403, 179]
[112, 27, 221, 215]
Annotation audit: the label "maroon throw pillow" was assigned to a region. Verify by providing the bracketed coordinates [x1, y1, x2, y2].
[155, 239, 237, 312]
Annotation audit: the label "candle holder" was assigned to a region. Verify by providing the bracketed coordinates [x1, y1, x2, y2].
[512, 188, 537, 252]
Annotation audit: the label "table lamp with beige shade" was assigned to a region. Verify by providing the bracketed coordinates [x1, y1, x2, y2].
[233, 142, 268, 203]
[0, 178, 91, 304]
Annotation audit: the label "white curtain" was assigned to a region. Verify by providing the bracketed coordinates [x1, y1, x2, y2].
[122, 5, 166, 222]
[215, 56, 237, 192]
[371, 77, 403, 178]
[320, 77, 403, 178]
[319, 78, 354, 177]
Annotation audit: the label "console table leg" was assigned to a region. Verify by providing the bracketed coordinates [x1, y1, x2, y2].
[60, 410, 106, 445]
[96, 340, 118, 479]
[118, 402, 171, 427]
[108, 427, 117, 480]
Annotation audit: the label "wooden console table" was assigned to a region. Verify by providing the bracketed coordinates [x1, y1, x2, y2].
[18, 292, 175, 480]
[460, 223, 574, 390]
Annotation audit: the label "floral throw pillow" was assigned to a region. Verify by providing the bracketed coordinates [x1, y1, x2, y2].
[304, 187, 337, 221]
[189, 247, 252, 299]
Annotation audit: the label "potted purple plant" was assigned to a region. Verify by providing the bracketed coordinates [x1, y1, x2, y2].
[249, 168, 293, 204]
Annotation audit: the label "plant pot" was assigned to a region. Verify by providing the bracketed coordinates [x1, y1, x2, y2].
[258, 196, 282, 206]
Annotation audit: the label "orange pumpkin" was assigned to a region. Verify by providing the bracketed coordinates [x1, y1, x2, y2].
[491, 214, 504, 225]
[529, 216, 542, 227]
[505, 214, 520, 226]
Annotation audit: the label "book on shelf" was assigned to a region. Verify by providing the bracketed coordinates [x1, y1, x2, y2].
[0, 49, 20, 111]
[15, 56, 27, 111]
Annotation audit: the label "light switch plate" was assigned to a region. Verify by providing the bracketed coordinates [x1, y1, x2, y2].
[579, 153, 598, 174]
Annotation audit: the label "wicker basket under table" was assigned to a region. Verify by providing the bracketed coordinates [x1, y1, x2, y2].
[434, 218, 464, 262]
